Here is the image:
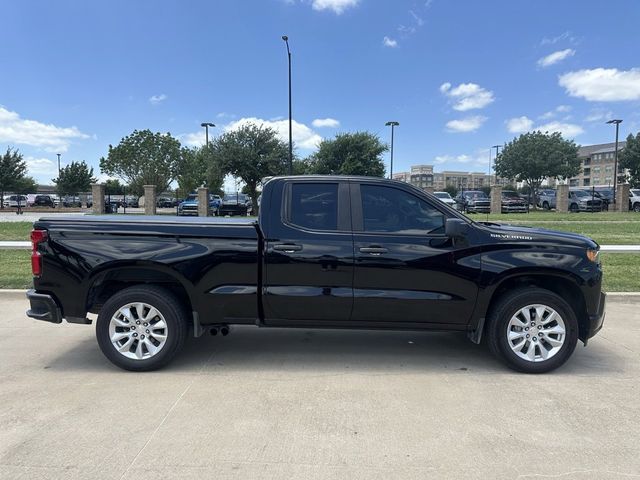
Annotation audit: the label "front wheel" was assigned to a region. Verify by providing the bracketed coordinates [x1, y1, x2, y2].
[96, 285, 188, 371]
[486, 288, 578, 373]
[634, 203, 640, 213]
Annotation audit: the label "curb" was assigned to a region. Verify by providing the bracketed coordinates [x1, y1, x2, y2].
[1, 289, 639, 302]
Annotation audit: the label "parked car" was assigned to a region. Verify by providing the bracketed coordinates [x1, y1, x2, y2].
[433, 191, 456, 208]
[32, 195, 55, 208]
[156, 197, 175, 208]
[569, 189, 603, 213]
[592, 187, 614, 210]
[536, 189, 556, 210]
[124, 196, 139, 208]
[3, 195, 28, 208]
[62, 196, 82, 208]
[26, 175, 606, 373]
[454, 190, 490, 214]
[630, 189, 640, 212]
[177, 193, 221, 216]
[219, 193, 251, 216]
[501, 190, 528, 213]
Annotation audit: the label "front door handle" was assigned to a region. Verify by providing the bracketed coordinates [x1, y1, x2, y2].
[273, 243, 303, 253]
[359, 246, 388, 255]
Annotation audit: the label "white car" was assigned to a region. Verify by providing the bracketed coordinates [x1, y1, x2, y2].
[630, 189, 640, 212]
[433, 191, 456, 208]
[3, 195, 28, 208]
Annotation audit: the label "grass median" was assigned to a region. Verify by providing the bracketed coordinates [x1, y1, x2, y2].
[1, 248, 637, 292]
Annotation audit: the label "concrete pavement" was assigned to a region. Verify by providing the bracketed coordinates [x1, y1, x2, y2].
[1, 291, 639, 479]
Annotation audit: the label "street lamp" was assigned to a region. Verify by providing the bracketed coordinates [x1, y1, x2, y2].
[200, 122, 215, 147]
[282, 35, 293, 175]
[606, 119, 623, 204]
[492, 145, 501, 185]
[385, 121, 399, 179]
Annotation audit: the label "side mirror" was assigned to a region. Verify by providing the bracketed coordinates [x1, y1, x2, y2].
[445, 218, 470, 238]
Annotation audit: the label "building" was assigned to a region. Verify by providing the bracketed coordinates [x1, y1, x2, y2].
[394, 165, 509, 191]
[568, 141, 627, 188]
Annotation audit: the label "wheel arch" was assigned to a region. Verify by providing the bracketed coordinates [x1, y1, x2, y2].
[481, 271, 588, 342]
[84, 261, 196, 321]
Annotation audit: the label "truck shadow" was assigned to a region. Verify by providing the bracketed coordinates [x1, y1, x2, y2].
[45, 326, 625, 375]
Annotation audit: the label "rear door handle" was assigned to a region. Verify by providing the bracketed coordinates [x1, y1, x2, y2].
[359, 246, 388, 255]
[273, 244, 303, 253]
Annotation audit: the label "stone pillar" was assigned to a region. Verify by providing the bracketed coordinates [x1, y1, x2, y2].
[616, 183, 630, 212]
[144, 185, 157, 216]
[197, 187, 210, 217]
[556, 184, 569, 213]
[91, 183, 105, 215]
[490, 185, 502, 214]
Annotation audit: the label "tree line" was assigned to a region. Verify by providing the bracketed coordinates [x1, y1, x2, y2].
[3, 125, 640, 212]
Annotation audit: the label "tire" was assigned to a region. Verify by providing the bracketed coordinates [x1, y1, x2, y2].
[569, 203, 579, 213]
[486, 288, 578, 373]
[542, 201, 549, 210]
[634, 203, 640, 213]
[96, 285, 188, 371]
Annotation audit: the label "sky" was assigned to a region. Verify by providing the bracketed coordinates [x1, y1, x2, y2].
[1, 0, 640, 186]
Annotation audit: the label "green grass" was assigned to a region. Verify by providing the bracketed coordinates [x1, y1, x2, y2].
[0, 250, 32, 289]
[1, 249, 638, 292]
[0, 222, 32, 241]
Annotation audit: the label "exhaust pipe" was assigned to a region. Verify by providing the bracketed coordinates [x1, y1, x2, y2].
[220, 326, 230, 336]
[210, 327, 218, 336]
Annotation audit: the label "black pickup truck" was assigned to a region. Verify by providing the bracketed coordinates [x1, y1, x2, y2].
[26, 176, 606, 373]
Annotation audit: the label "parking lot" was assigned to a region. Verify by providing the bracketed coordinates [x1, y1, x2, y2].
[0, 292, 638, 479]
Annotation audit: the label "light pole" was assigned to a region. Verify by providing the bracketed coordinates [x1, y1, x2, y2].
[492, 145, 501, 185]
[282, 35, 293, 175]
[385, 121, 399, 179]
[201, 122, 215, 147]
[606, 119, 623, 204]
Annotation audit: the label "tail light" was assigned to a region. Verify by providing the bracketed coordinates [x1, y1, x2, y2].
[30, 229, 48, 277]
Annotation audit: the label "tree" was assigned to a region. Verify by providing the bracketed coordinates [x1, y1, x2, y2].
[13, 176, 38, 195]
[0, 147, 28, 209]
[104, 179, 125, 196]
[306, 132, 387, 177]
[53, 161, 97, 196]
[620, 132, 640, 188]
[100, 129, 182, 196]
[443, 185, 458, 197]
[212, 123, 288, 215]
[178, 145, 224, 195]
[495, 131, 580, 209]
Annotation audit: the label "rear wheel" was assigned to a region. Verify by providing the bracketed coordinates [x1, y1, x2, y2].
[486, 288, 578, 373]
[96, 285, 188, 371]
[634, 203, 640, 213]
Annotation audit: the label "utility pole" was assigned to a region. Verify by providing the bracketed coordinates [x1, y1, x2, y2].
[385, 121, 400, 179]
[606, 119, 623, 203]
[282, 35, 293, 175]
[492, 145, 501, 185]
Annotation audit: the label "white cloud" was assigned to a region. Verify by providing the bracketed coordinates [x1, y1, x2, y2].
[445, 116, 487, 133]
[540, 31, 578, 46]
[537, 49, 575, 68]
[0, 106, 89, 153]
[539, 104, 572, 120]
[312, 118, 340, 128]
[440, 82, 495, 111]
[585, 109, 614, 123]
[409, 10, 424, 26]
[311, 0, 359, 14]
[506, 116, 534, 134]
[433, 150, 490, 169]
[181, 117, 323, 150]
[559, 68, 640, 102]
[25, 156, 58, 175]
[149, 94, 168, 105]
[536, 121, 584, 138]
[382, 36, 398, 48]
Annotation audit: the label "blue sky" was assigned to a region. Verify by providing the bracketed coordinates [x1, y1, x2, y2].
[2, 0, 640, 185]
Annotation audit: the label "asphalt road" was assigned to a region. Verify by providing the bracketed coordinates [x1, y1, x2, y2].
[1, 292, 639, 479]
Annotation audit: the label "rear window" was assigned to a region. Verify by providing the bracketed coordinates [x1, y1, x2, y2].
[289, 183, 338, 231]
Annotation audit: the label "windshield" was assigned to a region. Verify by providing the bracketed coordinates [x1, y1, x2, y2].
[185, 194, 197, 201]
[502, 191, 520, 198]
[632, 190, 640, 196]
[572, 190, 591, 198]
[464, 191, 487, 199]
[224, 194, 247, 202]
